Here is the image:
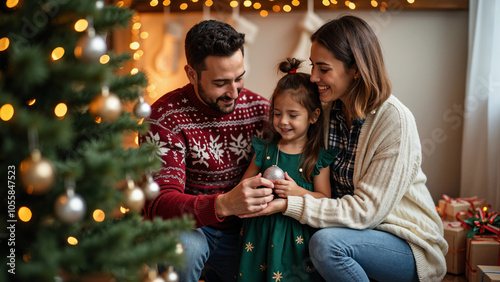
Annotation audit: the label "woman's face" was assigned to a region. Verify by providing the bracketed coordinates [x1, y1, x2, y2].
[309, 41, 356, 104]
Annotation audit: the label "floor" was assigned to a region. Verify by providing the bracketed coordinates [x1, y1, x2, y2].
[442, 273, 468, 282]
[199, 273, 468, 281]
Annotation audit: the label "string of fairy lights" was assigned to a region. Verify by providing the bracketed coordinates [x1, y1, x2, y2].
[121, 0, 417, 15]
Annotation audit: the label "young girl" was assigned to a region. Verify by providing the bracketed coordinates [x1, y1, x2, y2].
[237, 58, 338, 282]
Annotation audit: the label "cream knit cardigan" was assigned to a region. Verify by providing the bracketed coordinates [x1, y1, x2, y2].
[284, 95, 448, 281]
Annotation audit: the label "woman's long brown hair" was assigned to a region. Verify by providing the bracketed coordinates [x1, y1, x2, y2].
[311, 15, 392, 119]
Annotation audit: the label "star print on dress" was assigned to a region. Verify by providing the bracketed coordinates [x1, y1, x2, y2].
[272, 271, 283, 282]
[296, 235, 304, 244]
[260, 263, 266, 271]
[245, 242, 254, 252]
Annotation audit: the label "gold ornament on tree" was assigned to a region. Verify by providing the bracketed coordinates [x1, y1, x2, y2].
[89, 86, 122, 123]
[123, 178, 145, 212]
[20, 128, 56, 195]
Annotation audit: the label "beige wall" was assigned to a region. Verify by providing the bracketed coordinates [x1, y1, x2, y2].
[116, 9, 468, 204]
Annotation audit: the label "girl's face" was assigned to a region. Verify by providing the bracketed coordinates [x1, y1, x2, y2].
[272, 93, 319, 145]
[309, 41, 356, 104]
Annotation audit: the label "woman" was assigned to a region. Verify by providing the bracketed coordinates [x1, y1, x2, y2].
[241, 15, 447, 281]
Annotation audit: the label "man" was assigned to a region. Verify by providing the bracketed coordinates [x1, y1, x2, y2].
[140, 20, 274, 282]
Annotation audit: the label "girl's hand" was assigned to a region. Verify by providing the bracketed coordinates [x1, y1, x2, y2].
[274, 172, 302, 198]
[238, 198, 287, 218]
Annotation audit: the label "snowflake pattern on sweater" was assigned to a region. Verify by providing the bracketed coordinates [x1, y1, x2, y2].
[140, 84, 270, 228]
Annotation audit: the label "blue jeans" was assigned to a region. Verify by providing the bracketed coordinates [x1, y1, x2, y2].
[175, 224, 241, 282]
[309, 227, 419, 282]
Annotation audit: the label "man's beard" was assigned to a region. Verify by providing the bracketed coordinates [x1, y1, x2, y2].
[198, 82, 239, 114]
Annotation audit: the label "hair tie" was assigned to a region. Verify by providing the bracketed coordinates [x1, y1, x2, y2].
[288, 68, 296, 74]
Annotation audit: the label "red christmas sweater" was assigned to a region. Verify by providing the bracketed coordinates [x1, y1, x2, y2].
[140, 84, 270, 229]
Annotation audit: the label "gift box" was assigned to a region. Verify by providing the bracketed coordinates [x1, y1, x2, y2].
[438, 195, 486, 221]
[443, 223, 468, 274]
[439, 199, 470, 221]
[466, 236, 500, 282]
[476, 265, 500, 282]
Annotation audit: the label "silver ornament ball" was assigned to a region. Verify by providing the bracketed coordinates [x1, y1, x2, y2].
[55, 190, 86, 223]
[75, 32, 107, 63]
[263, 165, 285, 181]
[134, 99, 152, 119]
[142, 177, 160, 200]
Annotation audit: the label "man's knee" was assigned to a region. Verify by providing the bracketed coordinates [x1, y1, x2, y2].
[179, 229, 209, 260]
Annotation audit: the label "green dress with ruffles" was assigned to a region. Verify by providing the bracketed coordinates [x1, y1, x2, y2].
[237, 137, 338, 282]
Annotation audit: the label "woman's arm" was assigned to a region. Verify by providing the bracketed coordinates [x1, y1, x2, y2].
[285, 101, 420, 229]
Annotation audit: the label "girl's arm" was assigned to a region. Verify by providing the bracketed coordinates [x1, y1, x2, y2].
[239, 155, 261, 182]
[274, 166, 331, 199]
[312, 166, 331, 198]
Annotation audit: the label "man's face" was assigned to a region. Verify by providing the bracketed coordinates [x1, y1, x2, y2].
[186, 50, 245, 114]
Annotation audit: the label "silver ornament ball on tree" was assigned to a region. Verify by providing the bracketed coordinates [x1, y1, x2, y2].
[55, 189, 86, 223]
[134, 96, 152, 119]
[89, 86, 122, 123]
[74, 28, 107, 63]
[263, 165, 285, 181]
[20, 149, 56, 195]
[142, 175, 160, 200]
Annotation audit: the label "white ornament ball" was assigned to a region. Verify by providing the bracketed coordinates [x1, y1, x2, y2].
[134, 99, 152, 119]
[263, 165, 285, 181]
[89, 90, 122, 123]
[20, 149, 56, 195]
[55, 190, 86, 223]
[175, 242, 184, 255]
[142, 177, 160, 200]
[75, 32, 107, 63]
[124, 185, 146, 212]
[95, 0, 105, 10]
[164, 267, 179, 282]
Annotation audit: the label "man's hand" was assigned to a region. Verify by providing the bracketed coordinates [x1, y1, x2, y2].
[238, 198, 287, 218]
[216, 173, 274, 218]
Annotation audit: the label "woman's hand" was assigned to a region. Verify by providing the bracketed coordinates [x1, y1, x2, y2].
[238, 198, 287, 218]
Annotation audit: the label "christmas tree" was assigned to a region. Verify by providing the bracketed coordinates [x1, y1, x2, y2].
[0, 1, 193, 281]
